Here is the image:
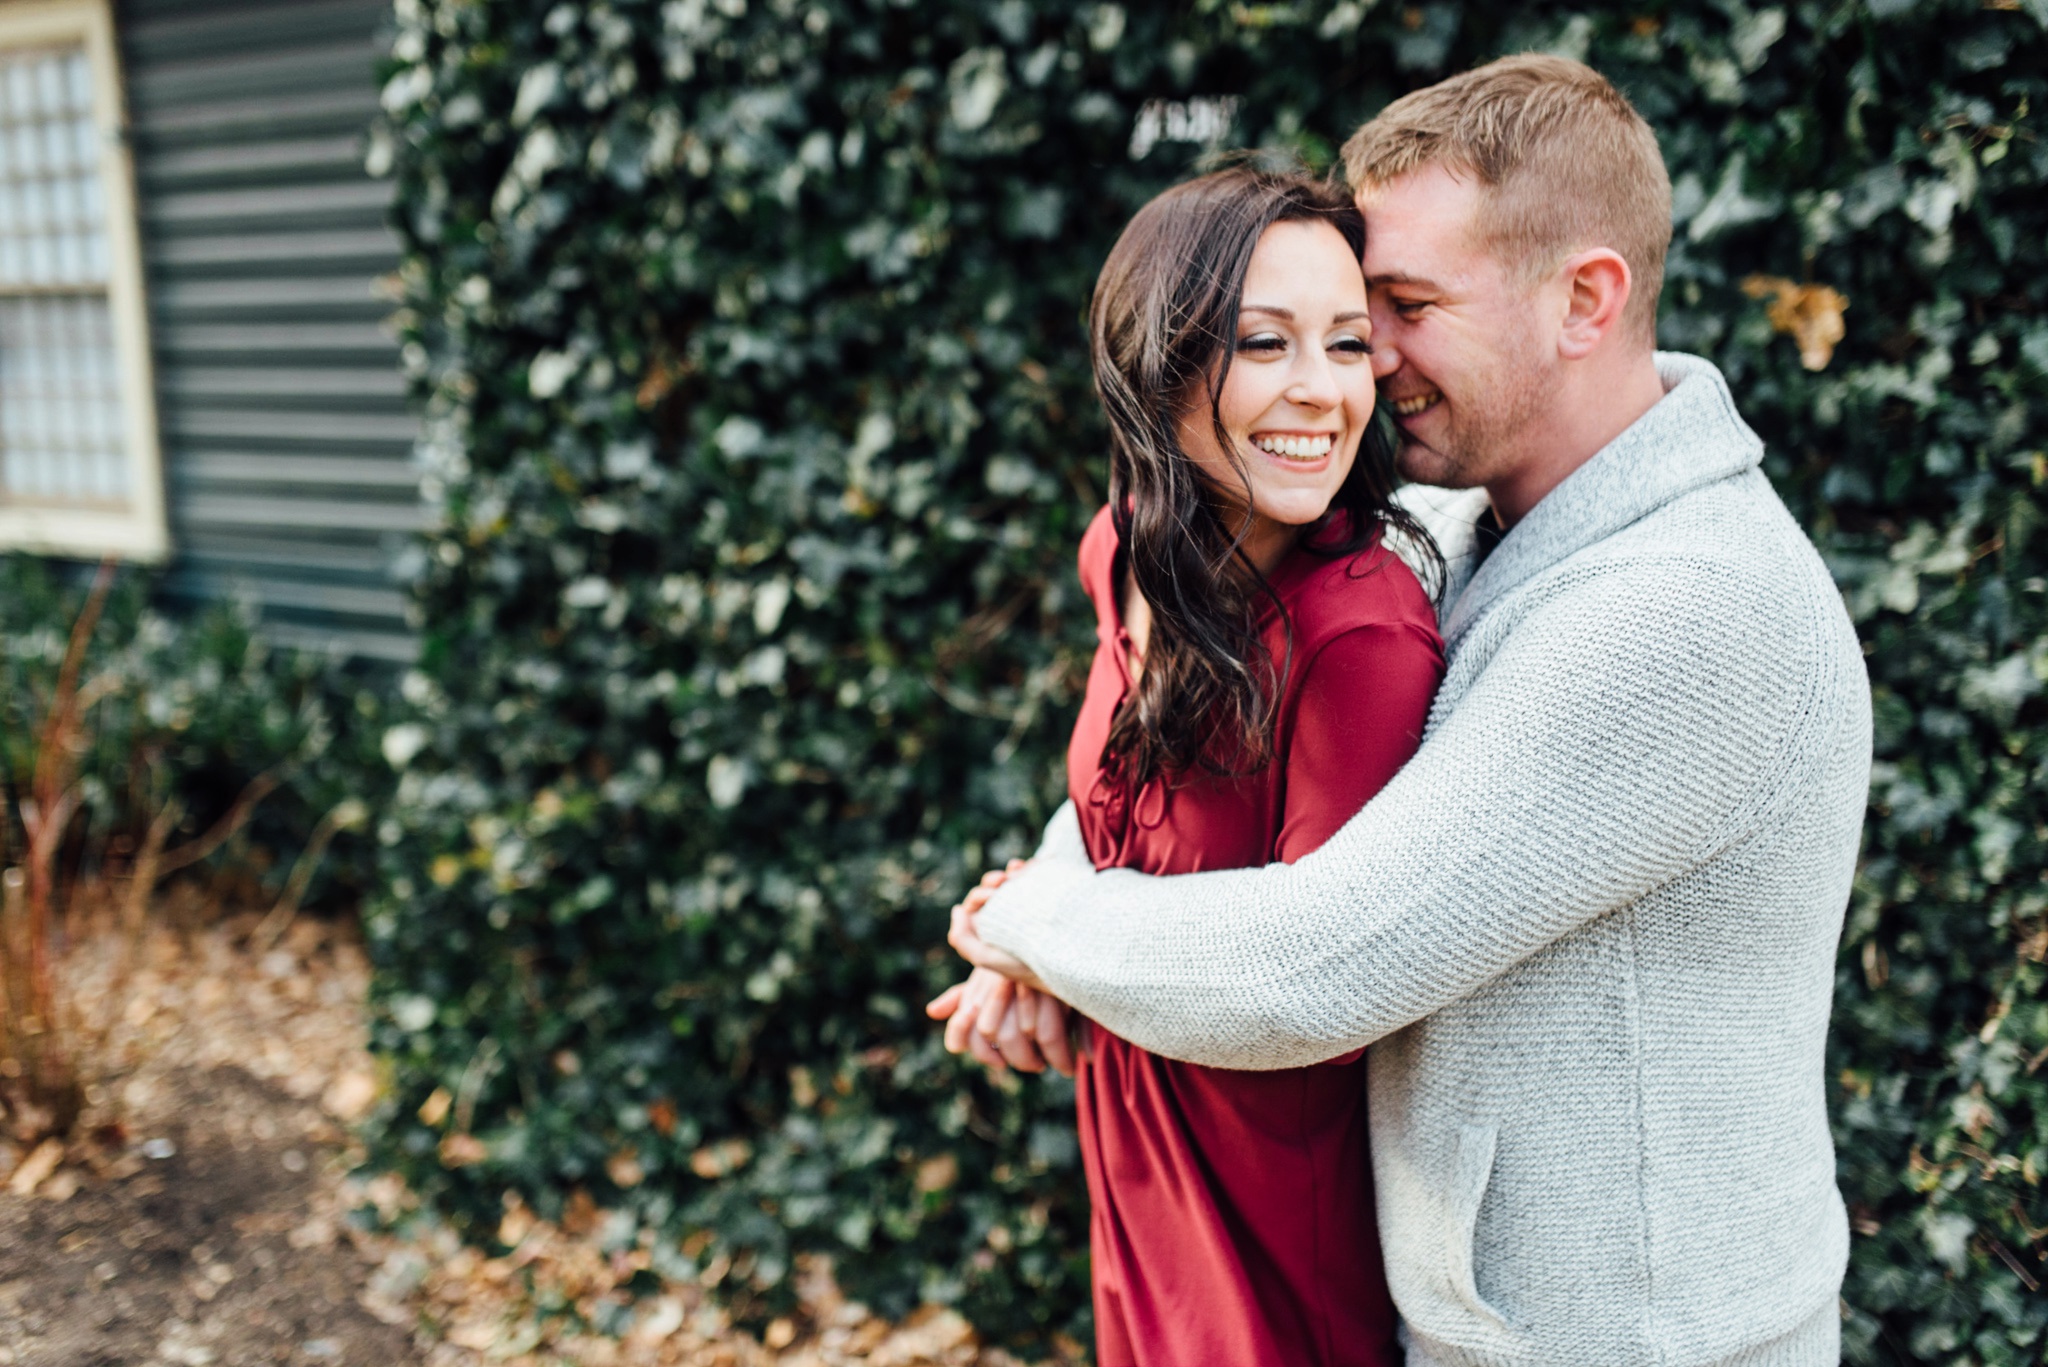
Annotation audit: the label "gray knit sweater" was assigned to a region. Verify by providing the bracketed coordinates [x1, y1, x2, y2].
[977, 353, 1872, 1367]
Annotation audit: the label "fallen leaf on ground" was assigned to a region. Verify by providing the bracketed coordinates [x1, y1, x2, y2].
[322, 1069, 379, 1121]
[6, 1139, 63, 1197]
[868, 1307, 976, 1367]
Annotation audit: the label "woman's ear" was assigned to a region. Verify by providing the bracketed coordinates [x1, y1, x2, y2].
[1556, 249, 1633, 360]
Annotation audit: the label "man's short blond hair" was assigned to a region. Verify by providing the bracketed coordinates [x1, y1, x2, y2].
[1342, 55, 1672, 342]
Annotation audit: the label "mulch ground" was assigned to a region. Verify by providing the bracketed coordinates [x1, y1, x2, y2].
[0, 1061, 416, 1367]
[0, 909, 1055, 1367]
[1, 910, 421, 1367]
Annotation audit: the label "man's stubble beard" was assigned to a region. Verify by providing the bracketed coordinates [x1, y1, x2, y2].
[1392, 339, 1554, 493]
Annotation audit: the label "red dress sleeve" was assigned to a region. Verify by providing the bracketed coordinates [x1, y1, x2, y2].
[1274, 622, 1443, 864]
[1076, 503, 1118, 621]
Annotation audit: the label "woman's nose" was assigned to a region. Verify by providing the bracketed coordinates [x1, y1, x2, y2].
[1287, 354, 1343, 409]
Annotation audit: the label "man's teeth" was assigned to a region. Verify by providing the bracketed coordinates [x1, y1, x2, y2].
[1393, 391, 1442, 418]
[1252, 433, 1334, 460]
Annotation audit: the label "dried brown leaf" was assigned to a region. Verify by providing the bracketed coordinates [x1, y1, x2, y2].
[1741, 274, 1849, 370]
[418, 1086, 453, 1127]
[5, 1137, 63, 1196]
[440, 1132, 489, 1167]
[914, 1153, 958, 1194]
[607, 1149, 646, 1189]
[689, 1138, 752, 1179]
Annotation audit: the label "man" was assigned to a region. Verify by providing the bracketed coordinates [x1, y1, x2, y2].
[949, 55, 1871, 1367]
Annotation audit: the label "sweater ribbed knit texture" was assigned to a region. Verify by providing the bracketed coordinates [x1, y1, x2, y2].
[977, 353, 1872, 1367]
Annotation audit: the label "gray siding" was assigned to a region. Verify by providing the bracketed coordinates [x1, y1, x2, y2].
[119, 0, 419, 661]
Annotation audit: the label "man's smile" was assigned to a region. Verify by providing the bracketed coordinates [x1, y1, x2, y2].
[1387, 388, 1443, 419]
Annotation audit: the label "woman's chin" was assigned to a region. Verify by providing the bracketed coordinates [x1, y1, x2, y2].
[1254, 493, 1343, 529]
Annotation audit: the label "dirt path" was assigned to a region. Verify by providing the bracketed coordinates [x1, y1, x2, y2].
[0, 914, 420, 1367]
[0, 1062, 417, 1367]
[0, 914, 1047, 1367]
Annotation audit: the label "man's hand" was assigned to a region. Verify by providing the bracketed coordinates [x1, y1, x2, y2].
[947, 862, 1048, 991]
[926, 861, 1074, 1074]
[926, 966, 1078, 1075]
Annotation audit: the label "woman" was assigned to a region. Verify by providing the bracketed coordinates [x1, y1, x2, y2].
[930, 166, 1444, 1367]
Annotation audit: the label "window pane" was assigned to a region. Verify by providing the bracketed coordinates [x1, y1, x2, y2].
[0, 40, 126, 507]
[0, 293, 128, 505]
[0, 44, 106, 291]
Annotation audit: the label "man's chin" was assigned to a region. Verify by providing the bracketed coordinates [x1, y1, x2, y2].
[1395, 440, 1476, 491]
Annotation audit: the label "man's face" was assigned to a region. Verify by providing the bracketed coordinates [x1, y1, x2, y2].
[1358, 163, 1556, 491]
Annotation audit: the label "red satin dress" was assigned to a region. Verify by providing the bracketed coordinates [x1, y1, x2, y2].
[1066, 504, 1443, 1367]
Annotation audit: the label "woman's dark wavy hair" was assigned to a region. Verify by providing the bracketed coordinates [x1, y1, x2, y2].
[1090, 163, 1442, 789]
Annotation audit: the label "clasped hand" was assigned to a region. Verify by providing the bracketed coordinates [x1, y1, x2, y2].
[926, 860, 1079, 1076]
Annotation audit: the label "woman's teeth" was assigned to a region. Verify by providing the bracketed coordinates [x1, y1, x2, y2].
[1252, 433, 1334, 461]
[1393, 391, 1442, 418]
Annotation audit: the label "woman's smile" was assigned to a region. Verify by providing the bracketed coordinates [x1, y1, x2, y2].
[1250, 430, 1340, 463]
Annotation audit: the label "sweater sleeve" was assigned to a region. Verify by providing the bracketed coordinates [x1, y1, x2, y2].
[1275, 624, 1442, 864]
[1028, 797, 1087, 866]
[976, 561, 1824, 1069]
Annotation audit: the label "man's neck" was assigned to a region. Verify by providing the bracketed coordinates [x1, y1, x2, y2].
[1487, 352, 1668, 528]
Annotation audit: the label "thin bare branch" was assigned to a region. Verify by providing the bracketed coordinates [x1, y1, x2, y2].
[31, 560, 118, 813]
[154, 770, 283, 878]
[123, 800, 181, 944]
[250, 799, 365, 953]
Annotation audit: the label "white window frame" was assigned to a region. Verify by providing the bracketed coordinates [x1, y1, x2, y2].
[0, 0, 165, 562]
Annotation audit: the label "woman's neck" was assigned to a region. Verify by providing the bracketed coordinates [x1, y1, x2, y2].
[1233, 511, 1301, 577]
[1120, 511, 1304, 687]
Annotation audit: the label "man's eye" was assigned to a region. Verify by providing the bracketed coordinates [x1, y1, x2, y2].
[1392, 299, 1429, 318]
[1236, 333, 1287, 353]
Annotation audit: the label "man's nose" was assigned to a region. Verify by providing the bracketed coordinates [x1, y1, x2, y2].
[1370, 335, 1400, 382]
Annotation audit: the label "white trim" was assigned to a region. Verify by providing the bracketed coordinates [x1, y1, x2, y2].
[0, 0, 168, 563]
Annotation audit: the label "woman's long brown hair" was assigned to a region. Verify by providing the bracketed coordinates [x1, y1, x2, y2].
[1089, 164, 1440, 789]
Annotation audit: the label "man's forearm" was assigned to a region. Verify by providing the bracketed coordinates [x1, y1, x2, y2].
[976, 853, 1346, 1068]
[1027, 799, 1088, 869]
[975, 566, 1809, 1069]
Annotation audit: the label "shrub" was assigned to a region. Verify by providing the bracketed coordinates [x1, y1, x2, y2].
[0, 554, 391, 1141]
[366, 0, 2047, 1358]
[0, 555, 390, 924]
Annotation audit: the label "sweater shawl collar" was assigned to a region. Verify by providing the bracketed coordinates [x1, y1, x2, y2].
[1439, 351, 1764, 652]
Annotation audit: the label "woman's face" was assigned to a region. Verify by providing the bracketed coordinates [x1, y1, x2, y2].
[1177, 218, 1376, 568]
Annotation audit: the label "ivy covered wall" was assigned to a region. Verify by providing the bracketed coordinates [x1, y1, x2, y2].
[364, 0, 2048, 1359]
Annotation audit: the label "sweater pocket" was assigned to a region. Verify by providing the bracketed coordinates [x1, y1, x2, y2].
[1448, 1122, 1513, 1332]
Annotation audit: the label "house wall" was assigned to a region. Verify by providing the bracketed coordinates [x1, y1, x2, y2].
[118, 0, 418, 661]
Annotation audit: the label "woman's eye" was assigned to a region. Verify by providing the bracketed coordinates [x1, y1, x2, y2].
[1236, 332, 1287, 354]
[1330, 336, 1374, 357]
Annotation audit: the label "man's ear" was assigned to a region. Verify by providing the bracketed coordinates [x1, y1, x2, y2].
[1556, 249, 1633, 360]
